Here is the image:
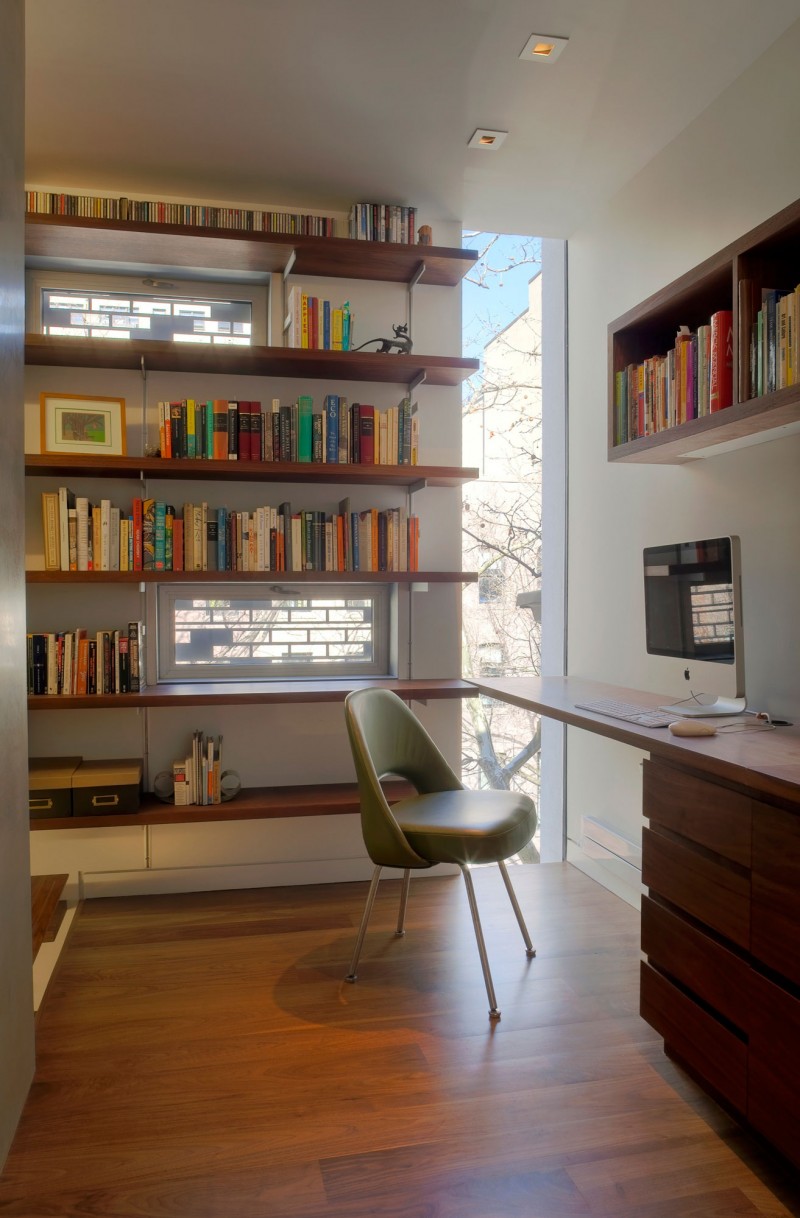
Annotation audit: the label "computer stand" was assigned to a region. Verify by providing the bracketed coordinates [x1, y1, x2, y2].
[658, 694, 748, 718]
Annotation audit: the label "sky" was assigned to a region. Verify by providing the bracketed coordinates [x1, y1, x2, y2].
[461, 232, 542, 358]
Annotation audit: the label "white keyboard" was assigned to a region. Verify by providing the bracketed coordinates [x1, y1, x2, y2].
[574, 698, 678, 729]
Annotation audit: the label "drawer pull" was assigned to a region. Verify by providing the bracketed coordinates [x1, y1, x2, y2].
[29, 797, 53, 811]
[91, 793, 119, 808]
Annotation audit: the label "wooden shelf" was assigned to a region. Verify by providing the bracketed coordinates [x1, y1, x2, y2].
[25, 213, 478, 287]
[25, 334, 478, 387]
[27, 676, 479, 711]
[609, 385, 800, 463]
[26, 568, 477, 585]
[608, 195, 800, 463]
[29, 779, 414, 830]
[30, 873, 68, 955]
[24, 452, 479, 488]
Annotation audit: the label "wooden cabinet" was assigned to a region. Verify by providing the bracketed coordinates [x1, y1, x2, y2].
[641, 756, 800, 1169]
[609, 196, 800, 463]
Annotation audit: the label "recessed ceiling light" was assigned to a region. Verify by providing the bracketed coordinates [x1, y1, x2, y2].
[467, 129, 508, 151]
[519, 33, 568, 63]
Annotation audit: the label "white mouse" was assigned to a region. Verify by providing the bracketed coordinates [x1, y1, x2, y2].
[669, 720, 717, 737]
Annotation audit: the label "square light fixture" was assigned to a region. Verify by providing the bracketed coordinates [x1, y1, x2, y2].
[518, 33, 568, 63]
[467, 129, 508, 151]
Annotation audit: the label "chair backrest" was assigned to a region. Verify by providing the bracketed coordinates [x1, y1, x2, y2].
[344, 688, 462, 868]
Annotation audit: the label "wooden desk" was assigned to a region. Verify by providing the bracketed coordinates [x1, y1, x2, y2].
[475, 675, 800, 1169]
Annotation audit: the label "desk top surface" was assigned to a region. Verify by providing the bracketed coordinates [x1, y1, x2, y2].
[474, 676, 800, 807]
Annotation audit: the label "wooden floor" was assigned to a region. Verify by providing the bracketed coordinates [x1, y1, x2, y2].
[2, 863, 799, 1217]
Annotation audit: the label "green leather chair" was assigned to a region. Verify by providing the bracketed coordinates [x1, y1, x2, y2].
[344, 687, 538, 1019]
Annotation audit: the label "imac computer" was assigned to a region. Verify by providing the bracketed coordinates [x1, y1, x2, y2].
[643, 535, 746, 717]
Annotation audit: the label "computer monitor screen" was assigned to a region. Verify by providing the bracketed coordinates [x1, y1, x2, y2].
[643, 535, 745, 716]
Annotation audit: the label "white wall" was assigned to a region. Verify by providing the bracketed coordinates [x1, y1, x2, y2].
[565, 21, 800, 901]
[26, 220, 467, 895]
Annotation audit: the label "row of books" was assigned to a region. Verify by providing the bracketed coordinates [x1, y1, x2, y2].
[156, 395, 419, 466]
[42, 491, 420, 573]
[284, 288, 353, 349]
[614, 310, 733, 445]
[27, 622, 145, 696]
[25, 191, 336, 237]
[173, 732, 223, 806]
[739, 280, 800, 401]
[348, 202, 417, 244]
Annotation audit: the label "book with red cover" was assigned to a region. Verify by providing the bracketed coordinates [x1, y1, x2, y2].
[132, 498, 144, 571]
[709, 309, 733, 412]
[359, 404, 375, 464]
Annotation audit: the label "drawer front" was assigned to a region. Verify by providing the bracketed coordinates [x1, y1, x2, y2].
[642, 826, 750, 948]
[641, 895, 750, 1030]
[748, 970, 800, 1169]
[643, 759, 751, 866]
[751, 801, 800, 988]
[640, 962, 747, 1114]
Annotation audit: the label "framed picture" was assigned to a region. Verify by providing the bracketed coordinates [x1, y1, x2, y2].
[40, 393, 127, 456]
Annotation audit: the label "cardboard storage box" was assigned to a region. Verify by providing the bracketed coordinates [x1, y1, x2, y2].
[72, 759, 143, 816]
[28, 756, 83, 819]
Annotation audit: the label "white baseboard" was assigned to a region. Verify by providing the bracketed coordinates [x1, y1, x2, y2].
[566, 840, 642, 909]
[80, 857, 460, 899]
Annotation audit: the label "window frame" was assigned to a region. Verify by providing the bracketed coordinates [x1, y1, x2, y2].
[154, 581, 394, 683]
[26, 269, 269, 345]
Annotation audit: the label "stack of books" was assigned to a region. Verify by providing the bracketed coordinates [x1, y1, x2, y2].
[284, 288, 353, 349]
[173, 732, 223, 806]
[27, 622, 145, 696]
[26, 190, 336, 236]
[155, 396, 419, 466]
[40, 489, 420, 574]
[614, 310, 733, 445]
[348, 202, 417, 244]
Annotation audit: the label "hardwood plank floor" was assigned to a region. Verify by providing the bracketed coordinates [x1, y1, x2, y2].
[1, 863, 798, 1217]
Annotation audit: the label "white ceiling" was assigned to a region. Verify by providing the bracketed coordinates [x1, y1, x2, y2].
[24, 0, 800, 238]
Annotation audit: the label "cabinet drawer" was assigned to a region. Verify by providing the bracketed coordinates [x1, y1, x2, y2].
[642, 826, 750, 948]
[640, 961, 747, 1113]
[748, 970, 800, 1169]
[643, 759, 751, 866]
[641, 895, 749, 1030]
[751, 801, 800, 988]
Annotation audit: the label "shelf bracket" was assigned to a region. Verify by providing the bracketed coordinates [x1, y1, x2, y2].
[408, 479, 427, 494]
[282, 249, 297, 282]
[406, 262, 426, 342]
[409, 371, 426, 394]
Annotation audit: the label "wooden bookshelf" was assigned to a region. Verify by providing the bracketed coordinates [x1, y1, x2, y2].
[27, 677, 478, 711]
[609, 196, 800, 463]
[25, 452, 479, 489]
[25, 210, 478, 863]
[25, 334, 478, 387]
[25, 213, 478, 287]
[29, 779, 415, 831]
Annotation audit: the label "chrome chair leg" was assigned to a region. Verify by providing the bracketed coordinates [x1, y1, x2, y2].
[345, 865, 382, 982]
[460, 865, 500, 1020]
[498, 860, 536, 958]
[396, 868, 411, 935]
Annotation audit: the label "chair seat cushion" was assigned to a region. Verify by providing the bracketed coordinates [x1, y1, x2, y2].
[392, 788, 536, 866]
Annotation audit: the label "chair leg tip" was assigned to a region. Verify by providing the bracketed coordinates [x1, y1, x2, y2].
[526, 948, 537, 958]
[394, 930, 406, 937]
[345, 974, 357, 983]
[489, 1008, 501, 1021]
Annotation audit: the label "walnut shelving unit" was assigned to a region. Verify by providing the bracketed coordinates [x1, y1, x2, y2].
[608, 195, 800, 463]
[25, 212, 480, 830]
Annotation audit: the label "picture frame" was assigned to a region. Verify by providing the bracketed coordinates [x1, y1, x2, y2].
[40, 393, 127, 457]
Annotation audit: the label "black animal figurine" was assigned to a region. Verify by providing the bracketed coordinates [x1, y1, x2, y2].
[355, 323, 413, 355]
